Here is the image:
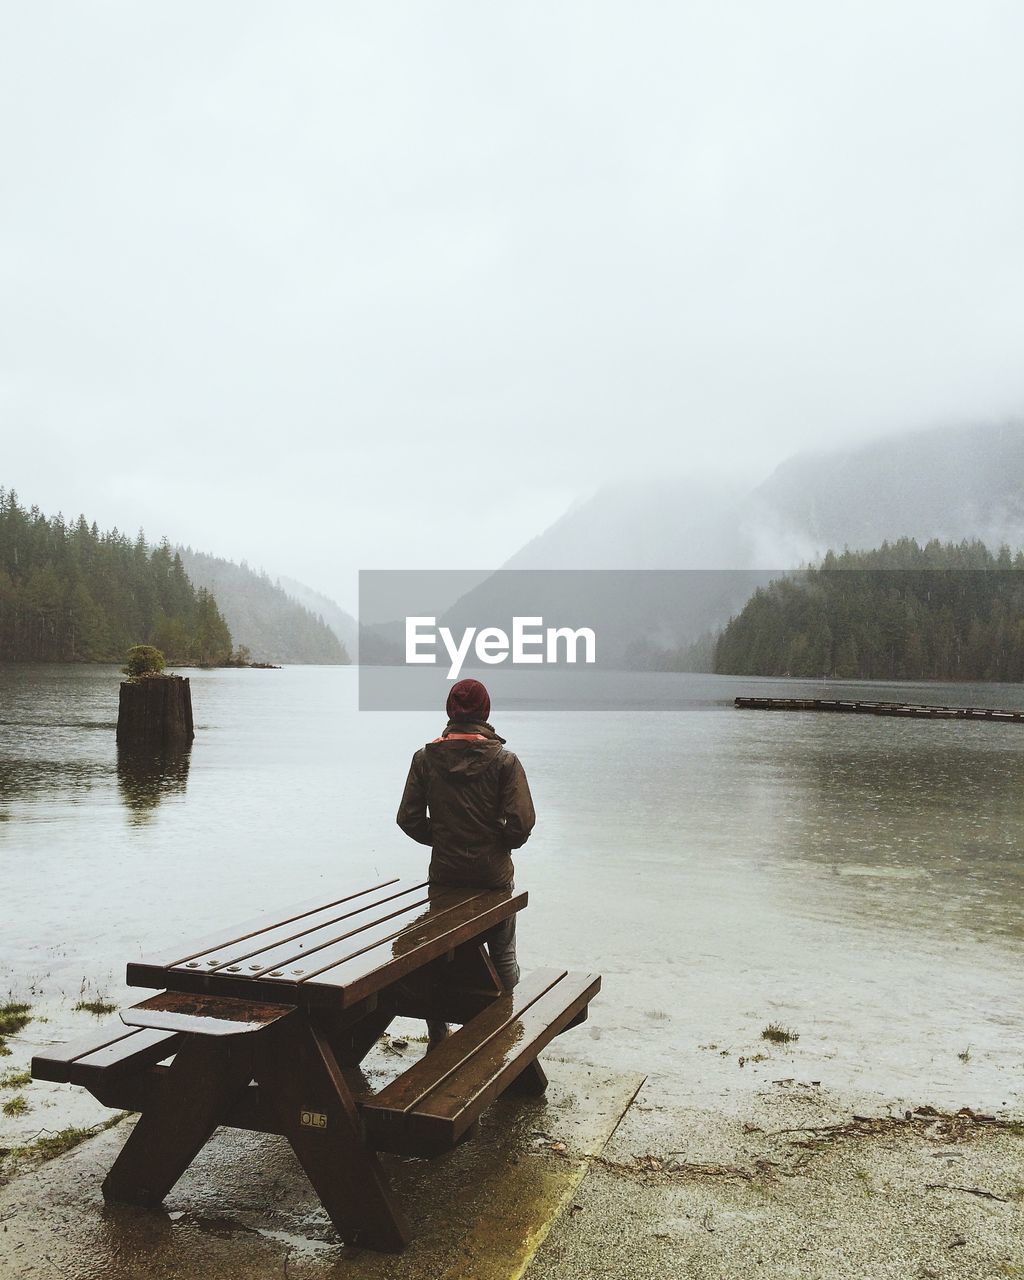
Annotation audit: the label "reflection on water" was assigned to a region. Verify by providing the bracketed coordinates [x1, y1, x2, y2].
[117, 746, 191, 823]
[731, 716, 1024, 941]
[0, 664, 119, 819]
[0, 757, 106, 808]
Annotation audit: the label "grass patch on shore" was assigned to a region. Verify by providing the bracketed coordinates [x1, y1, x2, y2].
[761, 1022, 799, 1045]
[34, 1125, 96, 1159]
[0, 1003, 32, 1036]
[36, 1113, 129, 1159]
[2, 1095, 29, 1117]
[73, 999, 118, 1017]
[1, 1113, 131, 1179]
[0, 1070, 31, 1090]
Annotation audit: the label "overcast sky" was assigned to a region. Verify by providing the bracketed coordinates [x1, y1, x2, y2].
[3, 2, 1023, 610]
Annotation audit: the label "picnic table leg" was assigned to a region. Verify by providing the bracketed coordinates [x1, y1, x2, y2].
[329, 1005, 395, 1067]
[256, 1018, 411, 1252]
[430, 940, 505, 1028]
[446, 941, 503, 997]
[507, 1058, 549, 1096]
[102, 1034, 255, 1207]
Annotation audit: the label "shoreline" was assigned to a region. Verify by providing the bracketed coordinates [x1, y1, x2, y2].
[3, 1029, 1022, 1278]
[531, 1068, 1024, 1279]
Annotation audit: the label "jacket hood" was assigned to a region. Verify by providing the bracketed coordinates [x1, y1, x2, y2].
[425, 721, 506, 777]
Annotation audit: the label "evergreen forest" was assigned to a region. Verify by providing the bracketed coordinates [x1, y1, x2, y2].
[0, 488, 233, 663]
[715, 539, 1024, 681]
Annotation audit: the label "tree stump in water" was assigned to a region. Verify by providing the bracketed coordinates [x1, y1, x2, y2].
[116, 674, 195, 747]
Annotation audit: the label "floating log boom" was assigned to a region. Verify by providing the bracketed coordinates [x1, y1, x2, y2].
[734, 696, 1024, 722]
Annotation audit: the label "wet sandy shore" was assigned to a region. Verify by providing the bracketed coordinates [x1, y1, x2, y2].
[532, 1069, 1024, 1280]
[3, 1028, 1022, 1280]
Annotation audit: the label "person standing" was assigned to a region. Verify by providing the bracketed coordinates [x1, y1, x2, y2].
[396, 677, 535, 1044]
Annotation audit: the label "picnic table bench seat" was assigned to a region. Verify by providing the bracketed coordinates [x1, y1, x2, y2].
[363, 967, 600, 1156]
[32, 1020, 183, 1107]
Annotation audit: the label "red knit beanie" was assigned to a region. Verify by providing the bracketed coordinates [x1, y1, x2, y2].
[446, 678, 490, 723]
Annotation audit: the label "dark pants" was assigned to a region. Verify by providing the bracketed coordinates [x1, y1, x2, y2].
[483, 912, 520, 990]
[426, 884, 519, 1044]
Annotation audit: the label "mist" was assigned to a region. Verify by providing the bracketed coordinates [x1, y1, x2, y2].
[3, 2, 1023, 610]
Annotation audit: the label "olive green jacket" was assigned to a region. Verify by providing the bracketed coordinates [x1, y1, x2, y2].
[396, 721, 536, 889]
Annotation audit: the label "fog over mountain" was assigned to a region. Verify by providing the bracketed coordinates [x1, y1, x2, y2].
[744, 420, 1024, 566]
[372, 419, 1024, 672]
[501, 420, 1024, 573]
[277, 576, 358, 656]
[502, 475, 749, 570]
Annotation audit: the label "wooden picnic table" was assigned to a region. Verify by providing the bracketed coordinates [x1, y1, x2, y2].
[33, 876, 600, 1252]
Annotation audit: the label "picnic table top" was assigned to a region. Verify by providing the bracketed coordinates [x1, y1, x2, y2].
[126, 877, 527, 1010]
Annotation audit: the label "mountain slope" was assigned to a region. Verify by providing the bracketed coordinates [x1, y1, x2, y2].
[178, 549, 349, 665]
[277, 575, 358, 656]
[501, 475, 748, 570]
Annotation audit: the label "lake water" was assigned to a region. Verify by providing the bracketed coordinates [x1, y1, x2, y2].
[2, 664, 1022, 1113]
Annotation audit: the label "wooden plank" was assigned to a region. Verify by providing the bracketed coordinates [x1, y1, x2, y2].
[363, 968, 566, 1119]
[264, 887, 482, 980]
[188, 889, 476, 991]
[297, 890, 512, 984]
[32, 1020, 143, 1082]
[192, 880, 430, 975]
[135, 877, 403, 971]
[299, 889, 528, 1008]
[221, 888, 443, 979]
[33, 1022, 182, 1085]
[120, 992, 296, 1036]
[407, 971, 600, 1145]
[124, 962, 376, 1007]
[170, 880, 420, 973]
[70, 1028, 183, 1083]
[128, 889, 527, 1009]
